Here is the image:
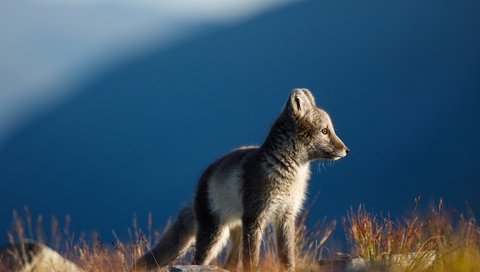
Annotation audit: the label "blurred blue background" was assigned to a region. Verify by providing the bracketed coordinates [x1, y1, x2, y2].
[1, 0, 479, 246]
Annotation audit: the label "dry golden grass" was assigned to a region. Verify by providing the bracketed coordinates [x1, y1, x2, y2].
[344, 199, 480, 272]
[2, 199, 479, 272]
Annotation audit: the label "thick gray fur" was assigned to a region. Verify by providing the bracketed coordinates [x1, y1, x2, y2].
[132, 89, 349, 272]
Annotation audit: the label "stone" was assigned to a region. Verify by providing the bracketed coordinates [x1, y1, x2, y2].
[170, 265, 229, 272]
[346, 251, 437, 272]
[0, 241, 83, 272]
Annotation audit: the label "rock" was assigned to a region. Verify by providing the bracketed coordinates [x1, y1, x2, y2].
[346, 251, 437, 272]
[170, 265, 229, 272]
[346, 258, 369, 272]
[0, 241, 84, 272]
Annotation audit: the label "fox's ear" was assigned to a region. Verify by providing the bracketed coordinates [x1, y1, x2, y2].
[289, 88, 314, 118]
[301, 88, 316, 106]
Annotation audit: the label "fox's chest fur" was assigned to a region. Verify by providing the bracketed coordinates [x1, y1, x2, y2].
[207, 146, 311, 227]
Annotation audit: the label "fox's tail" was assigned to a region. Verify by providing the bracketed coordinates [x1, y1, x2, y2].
[131, 203, 196, 272]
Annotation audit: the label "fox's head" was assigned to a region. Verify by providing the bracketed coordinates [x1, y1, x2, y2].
[285, 88, 349, 161]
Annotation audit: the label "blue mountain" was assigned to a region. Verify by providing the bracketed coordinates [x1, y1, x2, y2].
[1, 0, 479, 245]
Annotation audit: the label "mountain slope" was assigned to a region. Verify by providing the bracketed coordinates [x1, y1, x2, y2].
[1, 0, 479, 243]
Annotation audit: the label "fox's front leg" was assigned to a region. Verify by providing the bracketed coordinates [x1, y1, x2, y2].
[276, 212, 295, 272]
[242, 214, 265, 271]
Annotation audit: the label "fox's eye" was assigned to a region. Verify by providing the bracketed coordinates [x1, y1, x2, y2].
[321, 128, 328, 135]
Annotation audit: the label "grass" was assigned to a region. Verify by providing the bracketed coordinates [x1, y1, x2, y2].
[1, 199, 479, 272]
[344, 199, 480, 272]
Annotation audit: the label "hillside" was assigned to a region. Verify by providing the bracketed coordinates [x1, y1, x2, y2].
[1, 0, 479, 242]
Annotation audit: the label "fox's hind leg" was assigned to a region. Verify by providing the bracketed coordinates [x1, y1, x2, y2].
[224, 225, 242, 270]
[193, 220, 229, 265]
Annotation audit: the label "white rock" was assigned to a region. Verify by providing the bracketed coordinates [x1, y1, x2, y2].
[171, 265, 229, 272]
[346, 251, 436, 272]
[0, 241, 84, 272]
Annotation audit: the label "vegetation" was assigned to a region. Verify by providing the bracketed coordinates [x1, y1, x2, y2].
[343, 199, 479, 272]
[2, 199, 479, 271]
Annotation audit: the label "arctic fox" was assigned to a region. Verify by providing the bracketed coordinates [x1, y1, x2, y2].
[132, 88, 349, 271]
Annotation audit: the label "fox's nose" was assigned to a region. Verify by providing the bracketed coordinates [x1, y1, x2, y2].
[346, 148, 350, 154]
